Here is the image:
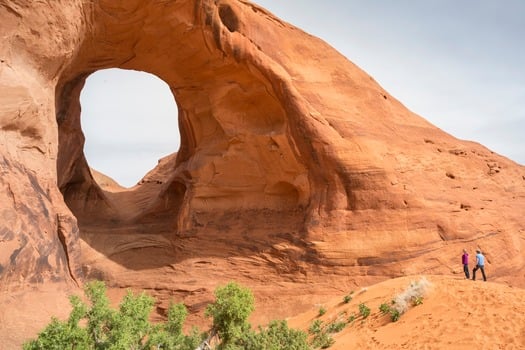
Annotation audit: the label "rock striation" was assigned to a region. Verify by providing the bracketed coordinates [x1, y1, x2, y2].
[0, 0, 524, 345]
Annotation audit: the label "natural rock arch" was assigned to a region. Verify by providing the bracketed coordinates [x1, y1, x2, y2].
[55, 1, 314, 249]
[1, 0, 524, 310]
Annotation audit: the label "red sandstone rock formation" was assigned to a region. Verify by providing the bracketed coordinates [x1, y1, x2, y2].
[1, 0, 524, 346]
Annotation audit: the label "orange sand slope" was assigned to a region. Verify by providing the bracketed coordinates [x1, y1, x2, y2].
[289, 275, 525, 350]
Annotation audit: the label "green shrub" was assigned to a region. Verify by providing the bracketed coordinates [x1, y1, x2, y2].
[23, 316, 90, 350]
[147, 302, 204, 349]
[358, 303, 370, 318]
[310, 330, 334, 349]
[379, 303, 390, 314]
[244, 320, 310, 350]
[205, 281, 255, 349]
[343, 294, 352, 304]
[325, 320, 346, 333]
[25, 280, 313, 350]
[318, 306, 327, 317]
[308, 319, 323, 335]
[390, 309, 401, 322]
[378, 302, 402, 322]
[307, 317, 346, 349]
[24, 281, 204, 350]
[308, 319, 332, 348]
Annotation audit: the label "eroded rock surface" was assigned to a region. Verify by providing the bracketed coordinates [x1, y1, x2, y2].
[1, 0, 524, 346]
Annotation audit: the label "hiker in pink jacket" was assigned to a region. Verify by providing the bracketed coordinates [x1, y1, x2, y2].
[462, 249, 470, 279]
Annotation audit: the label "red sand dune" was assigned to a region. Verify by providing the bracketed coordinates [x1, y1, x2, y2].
[289, 275, 525, 349]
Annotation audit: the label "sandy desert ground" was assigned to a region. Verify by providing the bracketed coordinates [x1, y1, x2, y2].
[288, 275, 525, 350]
[3, 274, 525, 349]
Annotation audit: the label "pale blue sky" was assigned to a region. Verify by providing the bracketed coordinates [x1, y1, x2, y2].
[81, 69, 179, 187]
[81, 1, 524, 187]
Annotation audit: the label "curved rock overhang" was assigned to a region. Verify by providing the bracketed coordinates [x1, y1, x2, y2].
[56, 1, 312, 226]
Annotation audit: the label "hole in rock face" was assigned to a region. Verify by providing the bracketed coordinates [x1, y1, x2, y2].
[80, 68, 180, 188]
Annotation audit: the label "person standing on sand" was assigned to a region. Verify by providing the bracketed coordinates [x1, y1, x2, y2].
[472, 249, 487, 281]
[462, 249, 470, 279]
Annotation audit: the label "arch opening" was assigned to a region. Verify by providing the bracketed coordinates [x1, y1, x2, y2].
[80, 68, 180, 189]
[56, 68, 186, 230]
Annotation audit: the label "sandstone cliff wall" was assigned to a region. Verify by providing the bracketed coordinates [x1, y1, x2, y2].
[1, 0, 524, 295]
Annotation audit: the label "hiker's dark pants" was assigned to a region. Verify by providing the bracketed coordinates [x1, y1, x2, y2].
[463, 264, 470, 279]
[472, 265, 486, 281]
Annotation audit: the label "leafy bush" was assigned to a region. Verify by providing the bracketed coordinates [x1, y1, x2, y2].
[24, 281, 202, 350]
[244, 320, 310, 350]
[389, 309, 400, 322]
[358, 303, 370, 318]
[379, 303, 390, 314]
[310, 331, 334, 349]
[325, 320, 346, 333]
[308, 323, 333, 350]
[378, 302, 401, 322]
[22, 316, 90, 350]
[205, 281, 255, 349]
[307, 318, 346, 349]
[25, 280, 314, 350]
[308, 319, 323, 335]
[342, 291, 354, 304]
[379, 303, 390, 315]
[205, 281, 313, 349]
[317, 306, 327, 317]
[147, 301, 204, 349]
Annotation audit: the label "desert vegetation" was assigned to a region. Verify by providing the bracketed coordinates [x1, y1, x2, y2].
[303, 277, 433, 349]
[23, 281, 204, 350]
[23, 278, 432, 349]
[377, 277, 429, 322]
[24, 281, 313, 350]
